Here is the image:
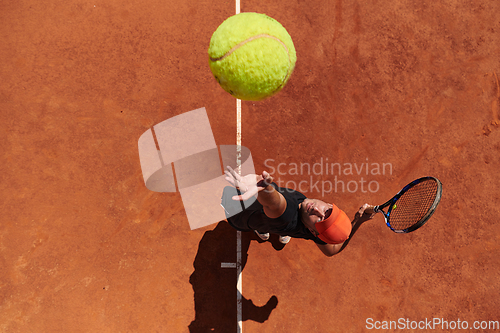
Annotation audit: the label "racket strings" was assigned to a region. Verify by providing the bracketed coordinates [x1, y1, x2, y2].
[389, 180, 439, 230]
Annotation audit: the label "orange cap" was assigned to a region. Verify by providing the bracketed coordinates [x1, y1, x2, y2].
[315, 205, 352, 244]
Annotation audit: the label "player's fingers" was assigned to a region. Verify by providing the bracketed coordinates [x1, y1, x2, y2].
[232, 193, 250, 201]
[358, 204, 376, 217]
[225, 170, 243, 188]
[262, 171, 273, 185]
[224, 170, 235, 180]
[224, 172, 237, 184]
[226, 166, 236, 178]
[226, 166, 241, 180]
[225, 174, 248, 191]
[224, 175, 236, 186]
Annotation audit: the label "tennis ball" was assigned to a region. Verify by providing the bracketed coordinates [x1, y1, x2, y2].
[208, 12, 296, 101]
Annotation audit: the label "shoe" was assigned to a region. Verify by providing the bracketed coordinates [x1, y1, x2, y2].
[254, 230, 270, 241]
[279, 235, 291, 244]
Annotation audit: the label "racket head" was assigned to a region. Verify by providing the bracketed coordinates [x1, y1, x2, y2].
[374, 177, 443, 233]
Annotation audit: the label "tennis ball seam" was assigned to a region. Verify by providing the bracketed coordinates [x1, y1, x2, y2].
[209, 34, 290, 62]
[209, 34, 292, 96]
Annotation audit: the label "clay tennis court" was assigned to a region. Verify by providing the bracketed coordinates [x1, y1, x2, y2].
[1, 0, 499, 332]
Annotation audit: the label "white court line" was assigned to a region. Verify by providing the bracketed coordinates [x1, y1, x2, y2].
[221, 262, 237, 268]
[236, 2, 242, 332]
[236, 97, 243, 333]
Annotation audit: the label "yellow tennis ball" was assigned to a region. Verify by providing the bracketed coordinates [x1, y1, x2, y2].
[208, 12, 297, 101]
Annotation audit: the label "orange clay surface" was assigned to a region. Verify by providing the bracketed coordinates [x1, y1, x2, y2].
[1, 0, 500, 332]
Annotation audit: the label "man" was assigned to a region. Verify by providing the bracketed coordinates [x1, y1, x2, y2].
[221, 166, 375, 257]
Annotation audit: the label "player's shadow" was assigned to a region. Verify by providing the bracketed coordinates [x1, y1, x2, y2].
[188, 222, 279, 332]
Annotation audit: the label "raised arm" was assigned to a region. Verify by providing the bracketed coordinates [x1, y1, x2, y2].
[224, 166, 286, 218]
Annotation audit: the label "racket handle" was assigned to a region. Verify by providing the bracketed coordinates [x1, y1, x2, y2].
[372, 206, 380, 214]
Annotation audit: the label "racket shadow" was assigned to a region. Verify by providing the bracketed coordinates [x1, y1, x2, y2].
[188, 222, 278, 332]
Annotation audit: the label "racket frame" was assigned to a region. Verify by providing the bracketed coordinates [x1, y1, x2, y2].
[373, 177, 443, 233]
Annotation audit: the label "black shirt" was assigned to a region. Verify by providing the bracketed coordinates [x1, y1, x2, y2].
[221, 183, 327, 245]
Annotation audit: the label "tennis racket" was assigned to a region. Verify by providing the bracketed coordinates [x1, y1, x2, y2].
[371, 177, 442, 233]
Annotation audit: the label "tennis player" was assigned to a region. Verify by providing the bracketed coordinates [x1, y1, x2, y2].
[221, 166, 376, 257]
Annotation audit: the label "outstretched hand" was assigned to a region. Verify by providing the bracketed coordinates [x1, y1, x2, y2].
[224, 166, 273, 201]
